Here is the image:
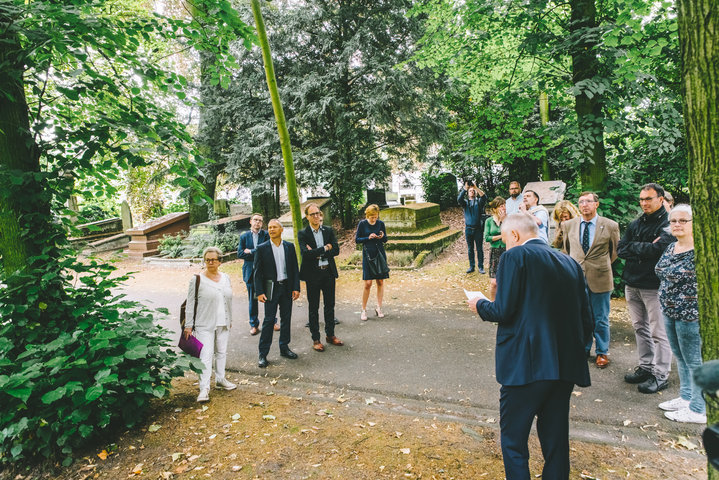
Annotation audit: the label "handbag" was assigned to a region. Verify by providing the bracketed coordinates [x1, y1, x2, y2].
[366, 250, 390, 277]
[178, 274, 203, 358]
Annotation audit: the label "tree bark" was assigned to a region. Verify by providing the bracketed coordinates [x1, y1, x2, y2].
[677, 2, 719, 478]
[570, 0, 607, 191]
[251, 0, 303, 265]
[0, 15, 41, 275]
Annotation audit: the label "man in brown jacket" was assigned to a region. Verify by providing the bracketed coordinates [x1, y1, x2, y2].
[561, 192, 620, 368]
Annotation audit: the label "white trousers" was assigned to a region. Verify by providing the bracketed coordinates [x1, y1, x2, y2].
[195, 326, 230, 391]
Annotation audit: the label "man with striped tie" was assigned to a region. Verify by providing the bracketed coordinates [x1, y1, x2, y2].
[560, 192, 620, 369]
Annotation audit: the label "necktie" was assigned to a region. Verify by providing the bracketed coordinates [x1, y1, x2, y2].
[582, 221, 590, 254]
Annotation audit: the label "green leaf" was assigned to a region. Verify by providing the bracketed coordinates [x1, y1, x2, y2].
[42, 387, 67, 404]
[85, 385, 104, 402]
[7, 387, 33, 403]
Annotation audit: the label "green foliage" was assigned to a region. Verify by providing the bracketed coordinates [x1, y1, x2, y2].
[421, 172, 458, 210]
[157, 231, 188, 258]
[158, 228, 239, 259]
[0, 254, 202, 465]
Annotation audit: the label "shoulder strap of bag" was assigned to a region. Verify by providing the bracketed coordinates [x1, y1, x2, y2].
[192, 274, 200, 331]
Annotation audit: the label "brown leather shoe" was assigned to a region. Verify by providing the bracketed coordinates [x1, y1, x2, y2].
[250, 326, 259, 336]
[313, 341, 325, 352]
[273, 323, 280, 331]
[326, 336, 344, 346]
[596, 354, 610, 368]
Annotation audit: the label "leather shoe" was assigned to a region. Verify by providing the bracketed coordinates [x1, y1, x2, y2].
[334, 318, 340, 325]
[466, 267, 475, 273]
[478, 267, 486, 274]
[273, 323, 281, 331]
[326, 336, 344, 346]
[305, 322, 310, 328]
[258, 355, 269, 368]
[638, 375, 669, 394]
[250, 326, 259, 336]
[624, 366, 652, 384]
[280, 348, 298, 359]
[595, 354, 609, 368]
[313, 341, 325, 352]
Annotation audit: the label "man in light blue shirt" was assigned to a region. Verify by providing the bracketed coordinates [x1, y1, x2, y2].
[519, 190, 549, 243]
[505, 181, 523, 215]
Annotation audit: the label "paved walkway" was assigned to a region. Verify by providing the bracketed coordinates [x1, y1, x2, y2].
[118, 264, 705, 453]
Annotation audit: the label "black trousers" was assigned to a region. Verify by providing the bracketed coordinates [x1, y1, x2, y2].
[258, 282, 292, 356]
[306, 268, 336, 341]
[499, 380, 574, 480]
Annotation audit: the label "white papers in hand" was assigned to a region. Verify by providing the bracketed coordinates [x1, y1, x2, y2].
[464, 288, 489, 301]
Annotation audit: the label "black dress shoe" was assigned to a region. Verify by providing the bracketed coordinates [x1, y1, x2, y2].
[305, 322, 310, 328]
[334, 318, 340, 325]
[466, 267, 475, 273]
[478, 267, 486, 274]
[258, 355, 269, 368]
[638, 375, 669, 394]
[280, 348, 298, 359]
[624, 366, 652, 384]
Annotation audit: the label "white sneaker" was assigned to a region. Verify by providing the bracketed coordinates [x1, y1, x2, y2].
[658, 397, 690, 411]
[197, 389, 210, 402]
[215, 378, 237, 391]
[664, 407, 706, 424]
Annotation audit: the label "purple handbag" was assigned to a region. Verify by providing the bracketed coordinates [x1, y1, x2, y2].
[178, 274, 203, 358]
[178, 333, 203, 358]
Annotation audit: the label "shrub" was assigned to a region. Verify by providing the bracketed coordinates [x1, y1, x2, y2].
[421, 171, 458, 210]
[0, 258, 201, 467]
[158, 231, 187, 258]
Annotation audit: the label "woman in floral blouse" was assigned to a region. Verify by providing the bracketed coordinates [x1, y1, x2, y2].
[655, 204, 705, 424]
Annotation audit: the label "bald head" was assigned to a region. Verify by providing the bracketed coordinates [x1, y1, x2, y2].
[501, 213, 539, 249]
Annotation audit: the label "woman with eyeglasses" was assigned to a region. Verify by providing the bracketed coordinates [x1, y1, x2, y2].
[654, 204, 705, 423]
[183, 246, 236, 402]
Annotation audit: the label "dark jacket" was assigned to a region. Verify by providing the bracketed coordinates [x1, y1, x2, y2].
[238, 229, 270, 283]
[298, 225, 339, 281]
[457, 189, 487, 228]
[252, 240, 301, 297]
[617, 206, 673, 289]
[476, 239, 592, 387]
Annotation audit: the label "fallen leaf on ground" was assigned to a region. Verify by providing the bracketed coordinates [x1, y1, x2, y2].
[263, 415, 276, 421]
[623, 419, 632, 426]
[400, 448, 411, 454]
[365, 397, 376, 405]
[676, 436, 698, 450]
[97, 450, 108, 460]
[148, 424, 162, 432]
[131, 463, 143, 475]
[231, 413, 241, 421]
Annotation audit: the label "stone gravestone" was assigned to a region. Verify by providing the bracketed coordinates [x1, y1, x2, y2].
[365, 189, 389, 209]
[121, 200, 133, 231]
[125, 212, 190, 259]
[522, 180, 566, 242]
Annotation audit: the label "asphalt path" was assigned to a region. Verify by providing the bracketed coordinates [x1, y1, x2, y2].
[118, 264, 705, 452]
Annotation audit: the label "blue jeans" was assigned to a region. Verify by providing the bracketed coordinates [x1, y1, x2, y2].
[586, 291, 611, 355]
[465, 225, 484, 269]
[664, 315, 705, 414]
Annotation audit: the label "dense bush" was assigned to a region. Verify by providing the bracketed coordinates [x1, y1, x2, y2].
[421, 171, 459, 210]
[158, 228, 240, 259]
[0, 257, 201, 466]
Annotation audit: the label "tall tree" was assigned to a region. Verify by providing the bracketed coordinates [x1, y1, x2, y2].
[677, 2, 719, 478]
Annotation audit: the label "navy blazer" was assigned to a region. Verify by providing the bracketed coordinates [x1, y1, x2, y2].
[237, 229, 270, 283]
[252, 240, 301, 297]
[476, 239, 592, 387]
[298, 225, 339, 281]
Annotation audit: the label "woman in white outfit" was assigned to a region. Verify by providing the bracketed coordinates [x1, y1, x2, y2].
[183, 246, 236, 402]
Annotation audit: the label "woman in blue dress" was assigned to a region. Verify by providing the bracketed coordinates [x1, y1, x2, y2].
[355, 204, 389, 320]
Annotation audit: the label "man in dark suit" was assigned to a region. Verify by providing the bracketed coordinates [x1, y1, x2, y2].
[237, 213, 271, 335]
[298, 203, 343, 352]
[253, 219, 301, 368]
[468, 213, 592, 480]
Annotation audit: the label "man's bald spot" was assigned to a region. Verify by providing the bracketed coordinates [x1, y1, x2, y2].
[501, 213, 539, 236]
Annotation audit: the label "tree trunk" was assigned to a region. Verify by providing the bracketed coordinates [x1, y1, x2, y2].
[570, 0, 607, 191]
[0, 18, 42, 275]
[251, 0, 303, 265]
[539, 92, 551, 180]
[677, 2, 719, 478]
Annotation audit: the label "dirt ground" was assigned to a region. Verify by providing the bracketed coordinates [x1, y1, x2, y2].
[6, 208, 708, 479]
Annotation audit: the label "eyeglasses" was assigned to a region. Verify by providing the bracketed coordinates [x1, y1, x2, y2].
[669, 219, 692, 224]
[578, 200, 596, 205]
[205, 258, 220, 263]
[639, 196, 658, 203]
[307, 212, 322, 217]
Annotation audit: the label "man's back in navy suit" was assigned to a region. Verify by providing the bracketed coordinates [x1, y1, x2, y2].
[471, 214, 591, 480]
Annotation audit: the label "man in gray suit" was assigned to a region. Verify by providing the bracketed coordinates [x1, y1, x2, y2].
[561, 192, 620, 368]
